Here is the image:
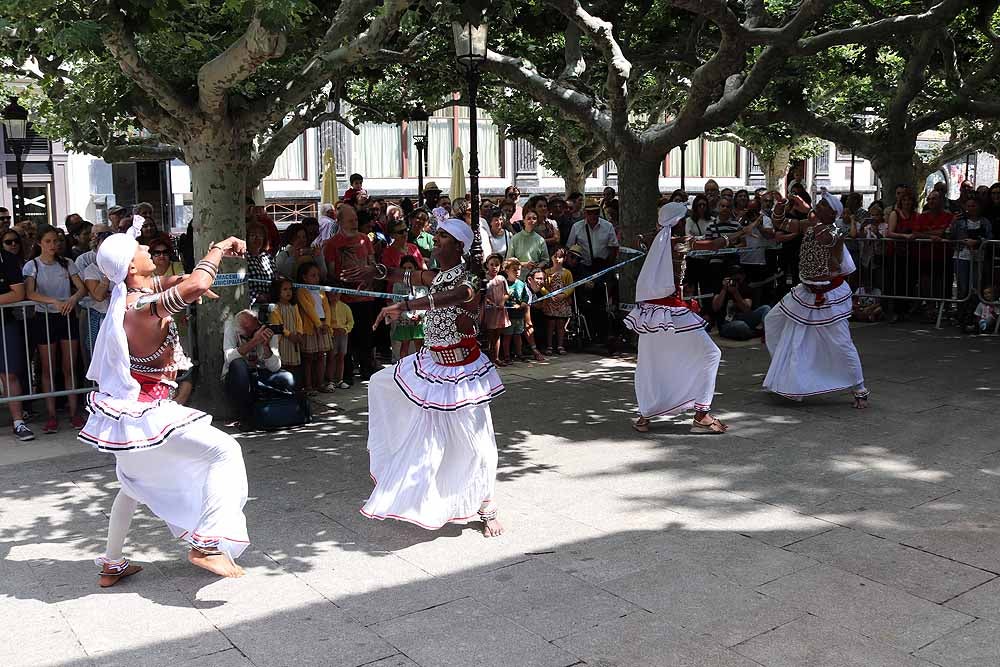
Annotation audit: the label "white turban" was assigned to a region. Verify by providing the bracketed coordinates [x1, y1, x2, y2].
[86, 233, 141, 400]
[437, 218, 475, 252]
[817, 189, 844, 222]
[636, 203, 686, 302]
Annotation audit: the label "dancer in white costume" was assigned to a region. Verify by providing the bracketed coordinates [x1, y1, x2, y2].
[625, 202, 727, 433]
[343, 219, 505, 537]
[763, 190, 870, 408]
[81, 228, 251, 586]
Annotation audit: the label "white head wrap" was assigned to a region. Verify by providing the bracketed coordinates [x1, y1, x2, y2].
[86, 233, 141, 400]
[437, 218, 474, 252]
[635, 203, 687, 302]
[817, 188, 844, 222]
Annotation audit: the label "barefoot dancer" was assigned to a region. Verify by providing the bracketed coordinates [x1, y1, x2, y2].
[764, 189, 870, 408]
[81, 231, 251, 586]
[625, 203, 727, 433]
[343, 219, 506, 537]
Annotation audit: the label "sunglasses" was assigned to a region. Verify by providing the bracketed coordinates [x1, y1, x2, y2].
[0, 216, 10, 222]
[151, 249, 171, 257]
[3, 238, 20, 245]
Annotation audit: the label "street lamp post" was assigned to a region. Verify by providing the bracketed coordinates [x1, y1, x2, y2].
[453, 3, 488, 272]
[2, 101, 29, 223]
[679, 143, 687, 191]
[410, 107, 429, 203]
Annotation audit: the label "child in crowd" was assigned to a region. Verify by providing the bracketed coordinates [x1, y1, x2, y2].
[524, 268, 548, 361]
[326, 287, 353, 389]
[268, 277, 305, 376]
[975, 287, 997, 333]
[23, 225, 88, 433]
[543, 247, 574, 355]
[483, 254, 510, 364]
[500, 258, 530, 364]
[853, 280, 883, 322]
[295, 262, 334, 395]
[391, 256, 427, 359]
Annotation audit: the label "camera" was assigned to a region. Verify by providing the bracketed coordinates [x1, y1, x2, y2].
[265, 323, 284, 336]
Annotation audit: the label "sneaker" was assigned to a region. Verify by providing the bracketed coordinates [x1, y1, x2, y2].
[336, 381, 350, 389]
[13, 423, 34, 441]
[42, 417, 58, 434]
[71, 414, 86, 430]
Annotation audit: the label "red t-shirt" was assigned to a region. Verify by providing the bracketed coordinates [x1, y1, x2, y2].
[323, 232, 374, 302]
[912, 210, 953, 260]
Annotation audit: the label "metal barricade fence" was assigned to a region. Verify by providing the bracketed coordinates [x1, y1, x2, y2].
[977, 239, 1000, 334]
[0, 301, 93, 405]
[0, 301, 197, 406]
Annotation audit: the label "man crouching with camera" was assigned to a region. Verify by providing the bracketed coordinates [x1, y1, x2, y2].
[222, 309, 296, 426]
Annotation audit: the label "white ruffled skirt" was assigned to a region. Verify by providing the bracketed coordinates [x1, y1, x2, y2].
[763, 282, 865, 399]
[626, 304, 721, 418]
[361, 349, 503, 529]
[80, 395, 250, 559]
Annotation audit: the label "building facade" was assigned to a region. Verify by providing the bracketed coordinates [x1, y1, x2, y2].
[4, 108, 996, 232]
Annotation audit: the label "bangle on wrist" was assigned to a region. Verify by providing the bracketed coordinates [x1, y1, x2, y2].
[373, 263, 388, 280]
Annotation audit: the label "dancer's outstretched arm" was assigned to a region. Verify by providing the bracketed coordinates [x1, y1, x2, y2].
[134, 237, 245, 319]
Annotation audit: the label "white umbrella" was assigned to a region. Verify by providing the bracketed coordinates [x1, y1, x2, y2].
[450, 146, 467, 200]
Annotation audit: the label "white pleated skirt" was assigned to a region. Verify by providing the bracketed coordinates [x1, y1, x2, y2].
[109, 421, 250, 559]
[626, 303, 721, 418]
[361, 350, 503, 530]
[763, 282, 864, 400]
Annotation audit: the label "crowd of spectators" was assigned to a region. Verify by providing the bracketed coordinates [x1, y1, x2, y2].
[0, 174, 997, 439]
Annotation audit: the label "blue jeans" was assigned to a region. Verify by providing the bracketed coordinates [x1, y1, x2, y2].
[719, 305, 771, 341]
[225, 358, 296, 418]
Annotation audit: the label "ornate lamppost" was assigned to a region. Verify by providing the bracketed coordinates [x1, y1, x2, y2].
[2, 101, 29, 223]
[410, 106, 429, 201]
[452, 1, 488, 272]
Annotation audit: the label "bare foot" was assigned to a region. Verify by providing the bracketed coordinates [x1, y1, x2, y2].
[98, 563, 143, 588]
[187, 548, 245, 578]
[853, 396, 869, 409]
[482, 517, 504, 538]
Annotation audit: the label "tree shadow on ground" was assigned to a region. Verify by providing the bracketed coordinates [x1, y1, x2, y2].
[2, 324, 998, 619]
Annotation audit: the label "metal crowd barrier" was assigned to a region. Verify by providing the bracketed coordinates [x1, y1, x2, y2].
[0, 300, 198, 406]
[0, 302, 94, 405]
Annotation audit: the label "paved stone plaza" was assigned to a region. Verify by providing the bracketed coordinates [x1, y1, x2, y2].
[2, 323, 999, 667]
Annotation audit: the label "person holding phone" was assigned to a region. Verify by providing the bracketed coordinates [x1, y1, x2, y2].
[222, 309, 295, 424]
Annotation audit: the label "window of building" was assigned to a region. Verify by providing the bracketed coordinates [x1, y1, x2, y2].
[705, 140, 737, 177]
[666, 138, 702, 177]
[354, 122, 402, 178]
[266, 134, 307, 181]
[456, 107, 501, 178]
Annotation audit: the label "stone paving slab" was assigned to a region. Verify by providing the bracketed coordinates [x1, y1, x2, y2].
[732, 613, 936, 667]
[370, 597, 579, 667]
[913, 619, 1000, 667]
[757, 564, 974, 652]
[601, 559, 804, 647]
[786, 527, 996, 603]
[2, 324, 1000, 666]
[553, 610, 762, 666]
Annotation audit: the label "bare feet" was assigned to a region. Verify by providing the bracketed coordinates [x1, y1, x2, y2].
[632, 416, 650, 433]
[98, 563, 143, 588]
[187, 548, 245, 578]
[482, 517, 504, 537]
[693, 414, 728, 433]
